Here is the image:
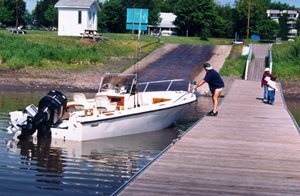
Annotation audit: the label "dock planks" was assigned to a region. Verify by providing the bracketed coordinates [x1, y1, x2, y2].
[120, 80, 300, 195]
[247, 44, 271, 81]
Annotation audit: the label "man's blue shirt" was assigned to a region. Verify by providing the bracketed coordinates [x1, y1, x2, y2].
[204, 69, 224, 93]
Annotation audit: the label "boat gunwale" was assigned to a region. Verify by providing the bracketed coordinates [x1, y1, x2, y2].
[77, 98, 196, 125]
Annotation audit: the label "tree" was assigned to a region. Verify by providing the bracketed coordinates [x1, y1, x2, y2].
[278, 13, 288, 40]
[255, 18, 279, 40]
[44, 6, 58, 28]
[234, 0, 272, 38]
[33, 0, 58, 27]
[158, 0, 179, 12]
[211, 4, 235, 38]
[23, 10, 34, 27]
[0, 6, 13, 26]
[269, 2, 295, 10]
[98, 0, 160, 33]
[98, 0, 124, 32]
[0, 0, 26, 27]
[173, 0, 216, 37]
[296, 18, 300, 36]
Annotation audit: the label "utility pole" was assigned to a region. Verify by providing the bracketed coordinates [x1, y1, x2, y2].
[246, 0, 251, 39]
[186, 17, 189, 37]
[16, 0, 19, 29]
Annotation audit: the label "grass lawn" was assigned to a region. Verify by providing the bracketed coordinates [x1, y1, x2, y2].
[0, 30, 233, 71]
[0, 30, 161, 71]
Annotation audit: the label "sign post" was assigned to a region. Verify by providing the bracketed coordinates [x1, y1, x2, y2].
[126, 8, 149, 40]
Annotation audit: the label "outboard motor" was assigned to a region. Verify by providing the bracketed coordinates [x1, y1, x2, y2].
[17, 90, 67, 140]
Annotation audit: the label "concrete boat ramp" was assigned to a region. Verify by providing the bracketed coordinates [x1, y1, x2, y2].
[116, 44, 300, 195]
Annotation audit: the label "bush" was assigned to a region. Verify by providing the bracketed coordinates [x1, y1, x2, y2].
[272, 37, 300, 79]
[199, 28, 210, 41]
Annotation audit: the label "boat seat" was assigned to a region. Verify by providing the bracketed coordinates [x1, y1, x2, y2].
[95, 95, 117, 112]
[73, 93, 94, 111]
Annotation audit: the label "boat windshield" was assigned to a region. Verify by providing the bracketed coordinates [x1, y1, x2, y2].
[98, 73, 189, 93]
[98, 73, 137, 94]
[138, 79, 188, 92]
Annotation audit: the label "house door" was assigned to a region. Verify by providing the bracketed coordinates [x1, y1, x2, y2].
[87, 11, 94, 29]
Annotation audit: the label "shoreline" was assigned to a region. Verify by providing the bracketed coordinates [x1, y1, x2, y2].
[0, 68, 299, 99]
[0, 68, 103, 93]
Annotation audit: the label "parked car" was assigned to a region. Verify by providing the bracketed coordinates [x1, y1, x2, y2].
[232, 39, 245, 45]
[161, 30, 176, 36]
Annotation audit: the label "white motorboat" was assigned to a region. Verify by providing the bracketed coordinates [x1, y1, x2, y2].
[7, 73, 196, 141]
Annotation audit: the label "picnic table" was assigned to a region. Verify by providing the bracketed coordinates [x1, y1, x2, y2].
[81, 29, 101, 41]
[7, 28, 27, 34]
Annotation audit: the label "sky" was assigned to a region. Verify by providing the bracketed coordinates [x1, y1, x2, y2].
[24, 0, 106, 12]
[217, 0, 300, 7]
[25, 0, 37, 13]
[25, 0, 300, 13]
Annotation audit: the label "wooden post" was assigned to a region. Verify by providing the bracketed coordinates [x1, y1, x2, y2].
[16, 0, 19, 30]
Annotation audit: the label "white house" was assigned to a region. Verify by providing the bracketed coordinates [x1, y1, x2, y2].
[55, 0, 100, 36]
[148, 13, 177, 36]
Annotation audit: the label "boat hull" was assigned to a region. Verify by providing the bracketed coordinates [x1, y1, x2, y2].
[51, 102, 192, 141]
[7, 74, 197, 142]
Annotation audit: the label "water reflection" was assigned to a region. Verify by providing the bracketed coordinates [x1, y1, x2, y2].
[16, 138, 65, 190]
[4, 128, 179, 194]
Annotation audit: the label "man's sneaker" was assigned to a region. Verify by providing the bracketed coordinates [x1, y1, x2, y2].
[207, 111, 218, 116]
[205, 110, 214, 116]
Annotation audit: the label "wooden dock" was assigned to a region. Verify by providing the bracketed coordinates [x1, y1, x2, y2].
[119, 79, 300, 195]
[247, 44, 271, 81]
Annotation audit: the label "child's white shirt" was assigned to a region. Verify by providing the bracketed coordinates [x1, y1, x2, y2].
[267, 80, 278, 91]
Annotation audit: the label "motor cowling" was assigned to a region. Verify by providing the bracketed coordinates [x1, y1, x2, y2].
[18, 90, 67, 140]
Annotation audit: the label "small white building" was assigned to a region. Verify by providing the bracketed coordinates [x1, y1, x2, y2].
[55, 0, 100, 36]
[267, 9, 299, 39]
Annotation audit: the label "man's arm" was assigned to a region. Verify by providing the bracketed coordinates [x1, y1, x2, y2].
[196, 79, 206, 87]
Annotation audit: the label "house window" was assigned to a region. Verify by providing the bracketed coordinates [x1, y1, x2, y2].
[271, 14, 279, 18]
[78, 11, 82, 24]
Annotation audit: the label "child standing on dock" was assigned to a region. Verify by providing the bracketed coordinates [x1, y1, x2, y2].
[264, 76, 278, 105]
[261, 68, 273, 103]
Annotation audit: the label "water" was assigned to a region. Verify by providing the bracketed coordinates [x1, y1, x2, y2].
[0, 91, 298, 195]
[285, 97, 300, 127]
[0, 91, 209, 195]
